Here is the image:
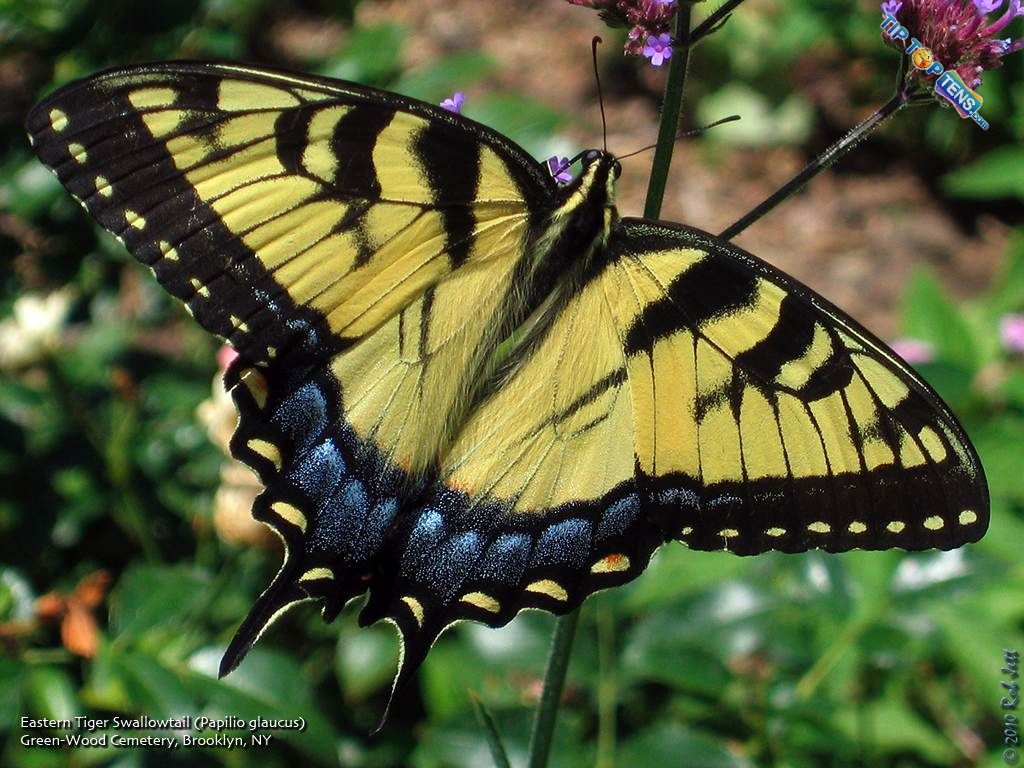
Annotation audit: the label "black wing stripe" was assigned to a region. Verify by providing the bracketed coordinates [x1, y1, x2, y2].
[416, 119, 482, 269]
[623, 255, 759, 354]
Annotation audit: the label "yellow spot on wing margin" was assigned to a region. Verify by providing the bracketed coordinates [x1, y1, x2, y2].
[460, 592, 500, 613]
[189, 278, 210, 298]
[240, 368, 269, 409]
[959, 509, 977, 525]
[923, 515, 944, 530]
[807, 521, 831, 534]
[158, 240, 178, 261]
[886, 520, 906, 534]
[402, 596, 424, 626]
[591, 554, 631, 574]
[246, 438, 282, 470]
[300, 567, 332, 582]
[848, 521, 867, 534]
[68, 142, 87, 163]
[525, 580, 568, 601]
[271, 501, 306, 532]
[50, 109, 68, 132]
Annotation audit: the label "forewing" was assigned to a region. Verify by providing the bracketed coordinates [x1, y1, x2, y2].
[25, 61, 552, 366]
[612, 218, 989, 556]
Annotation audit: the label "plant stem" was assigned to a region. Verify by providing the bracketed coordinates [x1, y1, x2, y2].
[688, 0, 748, 47]
[644, 3, 692, 219]
[595, 604, 617, 768]
[471, 692, 513, 768]
[527, 608, 581, 768]
[719, 90, 909, 241]
[794, 609, 880, 700]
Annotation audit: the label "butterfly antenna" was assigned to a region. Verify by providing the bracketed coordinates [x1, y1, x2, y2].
[592, 36, 608, 152]
[616, 114, 741, 161]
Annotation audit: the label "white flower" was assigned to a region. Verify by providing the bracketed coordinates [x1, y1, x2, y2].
[0, 288, 73, 369]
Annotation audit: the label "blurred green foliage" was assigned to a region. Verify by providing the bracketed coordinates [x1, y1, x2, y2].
[0, 1, 1022, 767]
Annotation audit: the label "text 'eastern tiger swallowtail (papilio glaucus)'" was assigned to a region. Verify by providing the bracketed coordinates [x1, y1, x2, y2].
[26, 61, 989, 714]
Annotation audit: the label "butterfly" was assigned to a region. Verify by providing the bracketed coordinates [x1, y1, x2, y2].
[26, 61, 989, 712]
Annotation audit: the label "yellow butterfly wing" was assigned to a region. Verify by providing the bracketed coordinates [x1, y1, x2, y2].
[362, 217, 988, 687]
[27, 61, 556, 476]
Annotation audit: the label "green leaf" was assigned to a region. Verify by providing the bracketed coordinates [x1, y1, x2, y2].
[619, 723, 752, 768]
[394, 52, 497, 103]
[420, 635, 479, 720]
[985, 233, 1024, 316]
[0, 156, 65, 219]
[321, 23, 406, 86]
[112, 649, 196, 717]
[24, 666, 80, 723]
[0, 568, 37, 621]
[469, 692, 512, 768]
[0, 657, 26, 723]
[189, 646, 339, 765]
[335, 623, 398, 701]
[620, 615, 733, 694]
[834, 693, 955, 763]
[109, 564, 211, 639]
[468, 94, 567, 158]
[943, 146, 1024, 200]
[970, 418, 1024, 502]
[901, 268, 979, 371]
[623, 546, 747, 610]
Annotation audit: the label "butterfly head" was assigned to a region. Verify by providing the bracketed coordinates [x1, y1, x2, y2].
[552, 149, 621, 218]
[573, 149, 621, 202]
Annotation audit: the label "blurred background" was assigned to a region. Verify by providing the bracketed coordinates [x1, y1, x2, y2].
[1, 0, 1023, 766]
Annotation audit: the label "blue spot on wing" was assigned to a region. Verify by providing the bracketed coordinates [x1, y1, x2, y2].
[401, 508, 445, 573]
[361, 497, 398, 554]
[596, 493, 640, 540]
[656, 487, 699, 509]
[532, 519, 591, 568]
[272, 381, 329, 454]
[288, 439, 346, 499]
[415, 531, 483, 600]
[310, 478, 368, 556]
[475, 533, 531, 583]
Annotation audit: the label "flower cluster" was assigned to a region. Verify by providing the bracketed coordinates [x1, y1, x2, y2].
[567, 0, 680, 66]
[882, 0, 1024, 89]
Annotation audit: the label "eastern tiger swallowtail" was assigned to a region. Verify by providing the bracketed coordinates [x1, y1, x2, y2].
[26, 61, 989, 711]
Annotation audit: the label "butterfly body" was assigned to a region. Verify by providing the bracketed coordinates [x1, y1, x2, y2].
[26, 62, 989, 710]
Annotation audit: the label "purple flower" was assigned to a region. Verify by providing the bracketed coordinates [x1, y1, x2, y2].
[567, 0, 679, 59]
[883, 0, 1024, 90]
[890, 337, 935, 365]
[440, 91, 464, 114]
[643, 32, 673, 66]
[1000, 313, 1024, 354]
[546, 156, 575, 185]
